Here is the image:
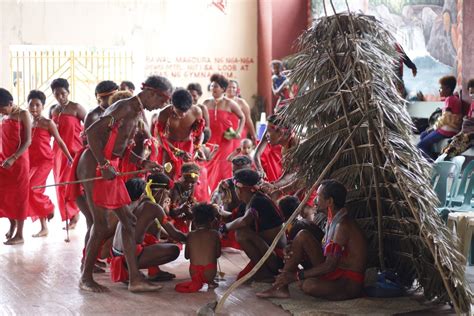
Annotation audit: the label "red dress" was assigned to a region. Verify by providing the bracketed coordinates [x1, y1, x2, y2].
[0, 119, 29, 220]
[28, 127, 54, 220]
[193, 160, 209, 202]
[52, 114, 82, 221]
[207, 109, 239, 191]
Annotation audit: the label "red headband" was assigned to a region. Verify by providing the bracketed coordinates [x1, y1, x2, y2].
[97, 89, 118, 98]
[141, 83, 171, 101]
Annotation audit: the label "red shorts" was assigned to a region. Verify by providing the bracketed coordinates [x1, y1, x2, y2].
[319, 268, 364, 284]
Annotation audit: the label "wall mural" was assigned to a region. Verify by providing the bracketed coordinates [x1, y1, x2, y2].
[312, 0, 461, 100]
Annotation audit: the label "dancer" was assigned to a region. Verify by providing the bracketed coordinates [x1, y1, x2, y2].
[28, 90, 73, 237]
[0, 88, 32, 245]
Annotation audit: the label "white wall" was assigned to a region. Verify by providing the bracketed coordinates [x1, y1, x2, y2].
[0, 0, 258, 110]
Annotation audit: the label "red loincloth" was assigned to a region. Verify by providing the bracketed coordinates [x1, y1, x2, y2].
[207, 110, 239, 191]
[220, 207, 241, 250]
[109, 245, 144, 282]
[119, 144, 138, 182]
[319, 268, 364, 284]
[52, 114, 82, 221]
[260, 143, 282, 182]
[0, 119, 29, 220]
[92, 122, 131, 210]
[28, 127, 54, 220]
[175, 263, 217, 293]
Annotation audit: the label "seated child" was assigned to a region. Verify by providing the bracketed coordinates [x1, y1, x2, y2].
[443, 79, 474, 158]
[175, 203, 221, 293]
[227, 138, 253, 162]
[169, 162, 200, 233]
[278, 195, 324, 243]
[417, 75, 462, 160]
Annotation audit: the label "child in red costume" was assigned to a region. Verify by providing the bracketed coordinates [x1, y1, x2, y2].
[175, 203, 221, 293]
[0, 88, 32, 245]
[27, 90, 73, 237]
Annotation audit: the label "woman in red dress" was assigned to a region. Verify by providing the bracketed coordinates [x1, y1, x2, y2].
[49, 78, 86, 228]
[0, 88, 32, 245]
[203, 74, 245, 191]
[226, 80, 257, 143]
[27, 90, 73, 237]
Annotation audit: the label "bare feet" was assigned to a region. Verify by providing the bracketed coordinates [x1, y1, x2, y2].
[256, 286, 290, 299]
[93, 265, 106, 274]
[32, 229, 49, 238]
[5, 224, 16, 240]
[79, 279, 109, 293]
[148, 270, 176, 282]
[4, 236, 24, 245]
[128, 279, 163, 293]
[64, 214, 79, 230]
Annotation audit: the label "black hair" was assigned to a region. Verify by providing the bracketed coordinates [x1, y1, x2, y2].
[121, 81, 135, 91]
[319, 179, 347, 209]
[233, 169, 260, 186]
[202, 128, 211, 144]
[278, 195, 300, 220]
[267, 113, 290, 130]
[125, 178, 146, 201]
[144, 75, 173, 93]
[271, 60, 284, 70]
[181, 162, 200, 174]
[468, 79, 474, 90]
[439, 75, 457, 94]
[95, 80, 118, 96]
[187, 83, 203, 96]
[147, 172, 173, 190]
[50, 78, 70, 93]
[210, 73, 229, 91]
[192, 203, 216, 226]
[172, 88, 193, 112]
[27, 90, 46, 105]
[0, 88, 13, 107]
[231, 155, 252, 167]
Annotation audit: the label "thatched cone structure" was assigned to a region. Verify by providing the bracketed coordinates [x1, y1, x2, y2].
[280, 11, 473, 314]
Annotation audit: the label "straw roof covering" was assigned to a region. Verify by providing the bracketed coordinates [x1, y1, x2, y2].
[279, 8, 473, 314]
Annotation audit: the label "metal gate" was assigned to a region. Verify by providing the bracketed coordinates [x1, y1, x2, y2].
[9, 46, 133, 110]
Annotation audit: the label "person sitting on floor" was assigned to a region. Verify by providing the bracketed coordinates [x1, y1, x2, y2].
[219, 169, 286, 281]
[109, 176, 187, 284]
[257, 179, 367, 300]
[417, 75, 462, 160]
[278, 195, 324, 243]
[175, 203, 221, 293]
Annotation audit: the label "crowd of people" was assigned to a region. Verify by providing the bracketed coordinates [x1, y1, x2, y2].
[0, 62, 367, 300]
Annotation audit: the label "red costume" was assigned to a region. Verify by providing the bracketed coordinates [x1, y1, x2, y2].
[28, 127, 54, 220]
[154, 118, 205, 180]
[52, 114, 82, 221]
[0, 119, 29, 220]
[260, 143, 283, 182]
[92, 121, 131, 210]
[193, 160, 209, 202]
[207, 110, 239, 191]
[175, 263, 217, 293]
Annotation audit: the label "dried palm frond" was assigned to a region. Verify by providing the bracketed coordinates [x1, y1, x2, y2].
[281, 7, 473, 314]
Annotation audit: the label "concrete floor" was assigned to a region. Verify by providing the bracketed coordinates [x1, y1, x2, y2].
[0, 217, 289, 316]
